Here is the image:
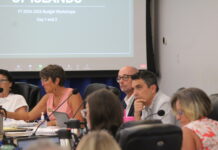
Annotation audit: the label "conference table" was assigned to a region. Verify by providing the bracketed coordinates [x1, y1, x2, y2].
[3, 119, 70, 149]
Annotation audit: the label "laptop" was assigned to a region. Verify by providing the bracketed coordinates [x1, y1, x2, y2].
[16, 135, 60, 150]
[53, 112, 69, 128]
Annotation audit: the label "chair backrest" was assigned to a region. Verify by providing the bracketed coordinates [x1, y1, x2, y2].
[208, 93, 218, 121]
[116, 123, 182, 150]
[118, 119, 162, 131]
[83, 83, 120, 99]
[12, 82, 41, 111]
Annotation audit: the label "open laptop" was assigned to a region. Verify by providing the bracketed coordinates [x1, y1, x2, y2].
[16, 135, 60, 150]
[53, 112, 69, 128]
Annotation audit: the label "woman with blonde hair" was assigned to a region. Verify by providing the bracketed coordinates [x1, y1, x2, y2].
[76, 130, 121, 150]
[171, 88, 218, 150]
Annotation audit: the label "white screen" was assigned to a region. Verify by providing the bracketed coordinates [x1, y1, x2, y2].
[0, 0, 146, 71]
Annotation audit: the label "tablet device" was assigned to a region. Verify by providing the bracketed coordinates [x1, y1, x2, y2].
[53, 112, 69, 128]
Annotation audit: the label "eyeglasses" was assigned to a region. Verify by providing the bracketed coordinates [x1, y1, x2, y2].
[117, 75, 132, 82]
[40, 78, 48, 83]
[0, 79, 8, 83]
[81, 109, 87, 119]
[175, 110, 184, 116]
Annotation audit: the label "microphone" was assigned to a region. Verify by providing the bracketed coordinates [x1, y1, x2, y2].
[31, 88, 78, 136]
[0, 88, 3, 93]
[144, 110, 165, 120]
[65, 100, 87, 137]
[157, 110, 165, 116]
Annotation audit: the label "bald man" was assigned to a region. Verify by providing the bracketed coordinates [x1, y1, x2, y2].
[117, 66, 138, 117]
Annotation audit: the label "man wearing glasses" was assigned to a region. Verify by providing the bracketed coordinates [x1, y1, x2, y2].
[117, 66, 138, 117]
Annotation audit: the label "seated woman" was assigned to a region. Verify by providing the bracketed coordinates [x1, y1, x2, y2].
[171, 88, 218, 150]
[85, 89, 123, 137]
[5, 64, 83, 126]
[76, 130, 121, 150]
[0, 69, 28, 113]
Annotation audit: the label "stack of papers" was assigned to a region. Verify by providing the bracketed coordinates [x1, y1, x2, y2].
[4, 119, 60, 137]
[5, 131, 33, 137]
[34, 126, 59, 136]
[4, 127, 32, 132]
[4, 119, 37, 128]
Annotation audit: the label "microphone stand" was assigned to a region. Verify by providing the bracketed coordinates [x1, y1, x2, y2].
[144, 110, 165, 120]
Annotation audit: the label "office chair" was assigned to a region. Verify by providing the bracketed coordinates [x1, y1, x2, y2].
[83, 83, 120, 99]
[116, 123, 182, 150]
[208, 93, 218, 121]
[118, 119, 162, 131]
[12, 82, 41, 111]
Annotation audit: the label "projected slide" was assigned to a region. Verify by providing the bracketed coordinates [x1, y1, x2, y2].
[0, 0, 132, 58]
[0, 0, 146, 71]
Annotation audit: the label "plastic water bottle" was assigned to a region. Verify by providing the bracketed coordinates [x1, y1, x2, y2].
[40, 112, 47, 128]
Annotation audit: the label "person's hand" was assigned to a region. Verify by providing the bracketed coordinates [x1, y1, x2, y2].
[0, 107, 7, 118]
[47, 120, 57, 126]
[134, 99, 146, 113]
[134, 99, 146, 120]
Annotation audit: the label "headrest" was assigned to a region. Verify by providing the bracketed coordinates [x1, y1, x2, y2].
[117, 124, 182, 150]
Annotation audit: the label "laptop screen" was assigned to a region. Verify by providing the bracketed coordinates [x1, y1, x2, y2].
[16, 135, 60, 150]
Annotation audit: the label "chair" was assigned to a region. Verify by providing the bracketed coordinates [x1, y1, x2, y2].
[83, 83, 120, 99]
[208, 93, 218, 121]
[118, 119, 162, 131]
[12, 82, 41, 111]
[116, 123, 182, 150]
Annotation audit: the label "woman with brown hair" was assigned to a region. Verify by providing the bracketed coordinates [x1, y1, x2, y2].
[5, 64, 83, 126]
[85, 89, 123, 136]
[0, 69, 28, 113]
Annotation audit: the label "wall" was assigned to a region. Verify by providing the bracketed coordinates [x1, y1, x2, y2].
[154, 0, 218, 96]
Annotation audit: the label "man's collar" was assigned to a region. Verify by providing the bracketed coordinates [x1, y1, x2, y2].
[145, 91, 160, 110]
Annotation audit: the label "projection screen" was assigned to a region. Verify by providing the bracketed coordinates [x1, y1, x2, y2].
[0, 0, 146, 71]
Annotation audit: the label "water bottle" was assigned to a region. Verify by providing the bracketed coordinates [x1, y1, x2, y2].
[56, 129, 72, 150]
[39, 112, 47, 128]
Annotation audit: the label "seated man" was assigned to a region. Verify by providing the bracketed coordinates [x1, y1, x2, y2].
[117, 66, 138, 117]
[132, 70, 176, 124]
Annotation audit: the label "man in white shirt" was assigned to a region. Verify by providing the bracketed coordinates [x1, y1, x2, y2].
[132, 70, 176, 124]
[117, 66, 138, 117]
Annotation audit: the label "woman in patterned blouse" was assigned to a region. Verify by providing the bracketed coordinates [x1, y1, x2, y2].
[171, 88, 218, 150]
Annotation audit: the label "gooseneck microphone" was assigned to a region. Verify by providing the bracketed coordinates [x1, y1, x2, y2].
[144, 109, 165, 120]
[71, 100, 85, 119]
[157, 110, 165, 116]
[31, 88, 78, 136]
